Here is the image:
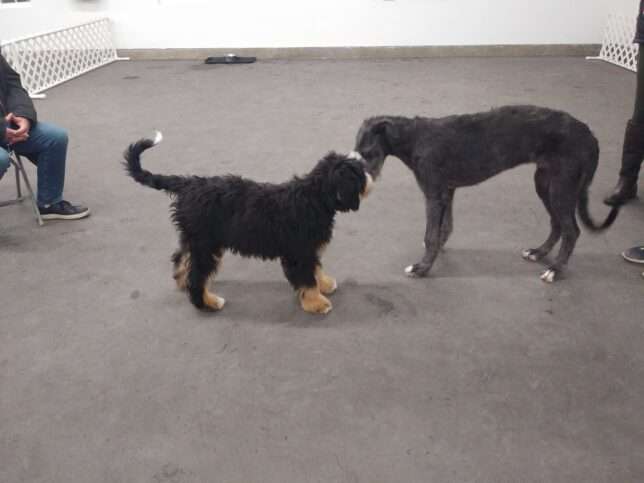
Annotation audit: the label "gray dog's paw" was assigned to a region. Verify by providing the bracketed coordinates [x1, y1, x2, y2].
[405, 265, 417, 277]
[540, 269, 557, 283]
[522, 248, 543, 262]
[405, 264, 429, 278]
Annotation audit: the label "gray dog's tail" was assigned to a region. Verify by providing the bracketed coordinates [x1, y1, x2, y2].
[576, 140, 620, 232]
[123, 131, 190, 194]
[577, 188, 619, 232]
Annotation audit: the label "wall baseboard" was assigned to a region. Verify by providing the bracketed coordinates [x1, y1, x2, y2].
[118, 44, 601, 61]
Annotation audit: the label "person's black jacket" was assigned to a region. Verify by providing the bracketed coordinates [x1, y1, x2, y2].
[0, 53, 38, 143]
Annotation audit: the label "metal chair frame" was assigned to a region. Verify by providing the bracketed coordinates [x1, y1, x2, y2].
[0, 151, 44, 226]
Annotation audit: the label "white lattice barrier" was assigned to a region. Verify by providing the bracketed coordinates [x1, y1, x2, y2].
[588, 13, 639, 72]
[0, 18, 127, 97]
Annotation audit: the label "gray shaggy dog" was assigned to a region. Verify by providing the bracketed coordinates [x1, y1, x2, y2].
[353, 105, 620, 283]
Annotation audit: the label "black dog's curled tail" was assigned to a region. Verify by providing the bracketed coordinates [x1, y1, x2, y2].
[577, 187, 620, 232]
[123, 131, 189, 193]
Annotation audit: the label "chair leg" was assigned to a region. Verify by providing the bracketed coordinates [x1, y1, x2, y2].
[14, 159, 22, 200]
[0, 159, 22, 208]
[14, 154, 44, 226]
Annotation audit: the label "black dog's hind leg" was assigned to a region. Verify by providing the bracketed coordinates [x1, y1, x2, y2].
[172, 242, 189, 290]
[407, 190, 449, 277]
[187, 244, 225, 310]
[281, 256, 332, 314]
[522, 168, 562, 262]
[540, 173, 580, 283]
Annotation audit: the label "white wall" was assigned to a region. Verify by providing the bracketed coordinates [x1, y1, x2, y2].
[0, 0, 640, 49]
[0, 0, 100, 43]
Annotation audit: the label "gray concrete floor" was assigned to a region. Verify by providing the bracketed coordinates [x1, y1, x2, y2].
[1, 57, 643, 483]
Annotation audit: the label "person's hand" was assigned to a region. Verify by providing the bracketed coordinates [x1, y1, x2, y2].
[4, 113, 30, 145]
[4, 112, 16, 145]
[4, 128, 26, 145]
[7, 113, 31, 144]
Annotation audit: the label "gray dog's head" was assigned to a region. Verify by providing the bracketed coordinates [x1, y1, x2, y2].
[353, 117, 400, 179]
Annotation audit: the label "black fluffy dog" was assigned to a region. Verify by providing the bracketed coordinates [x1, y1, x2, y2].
[124, 132, 372, 313]
[354, 105, 620, 283]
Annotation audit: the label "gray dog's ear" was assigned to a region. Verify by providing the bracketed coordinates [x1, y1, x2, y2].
[372, 118, 399, 146]
[373, 119, 392, 133]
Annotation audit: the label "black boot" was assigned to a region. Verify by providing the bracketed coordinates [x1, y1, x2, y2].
[604, 177, 637, 205]
[604, 120, 644, 206]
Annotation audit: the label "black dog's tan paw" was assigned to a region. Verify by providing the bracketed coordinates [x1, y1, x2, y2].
[318, 274, 337, 295]
[522, 248, 544, 262]
[203, 290, 226, 311]
[315, 266, 337, 295]
[540, 269, 557, 283]
[173, 269, 188, 290]
[405, 264, 429, 278]
[299, 288, 333, 314]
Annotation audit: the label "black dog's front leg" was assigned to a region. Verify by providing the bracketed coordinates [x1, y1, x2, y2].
[281, 256, 333, 314]
[406, 193, 448, 278]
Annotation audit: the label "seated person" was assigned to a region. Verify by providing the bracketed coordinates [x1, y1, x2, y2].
[0, 53, 89, 220]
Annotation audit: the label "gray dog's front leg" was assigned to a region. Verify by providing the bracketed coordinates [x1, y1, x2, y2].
[439, 188, 454, 248]
[406, 194, 447, 277]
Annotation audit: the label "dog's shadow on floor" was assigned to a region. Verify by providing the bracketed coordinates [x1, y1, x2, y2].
[0, 232, 22, 250]
[175, 249, 635, 325]
[432, 247, 634, 284]
[196, 279, 420, 327]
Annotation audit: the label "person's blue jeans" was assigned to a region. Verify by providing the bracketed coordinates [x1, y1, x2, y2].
[0, 122, 68, 207]
[0, 146, 9, 180]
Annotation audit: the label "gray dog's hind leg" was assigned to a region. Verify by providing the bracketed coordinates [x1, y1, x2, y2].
[539, 173, 580, 283]
[522, 168, 561, 262]
[541, 211, 579, 283]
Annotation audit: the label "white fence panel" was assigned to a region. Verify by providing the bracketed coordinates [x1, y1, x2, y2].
[0, 18, 127, 97]
[588, 13, 639, 72]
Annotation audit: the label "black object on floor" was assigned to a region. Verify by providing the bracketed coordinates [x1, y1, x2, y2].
[205, 54, 256, 65]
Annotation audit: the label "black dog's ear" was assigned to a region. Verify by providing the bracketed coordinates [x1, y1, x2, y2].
[331, 162, 364, 212]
